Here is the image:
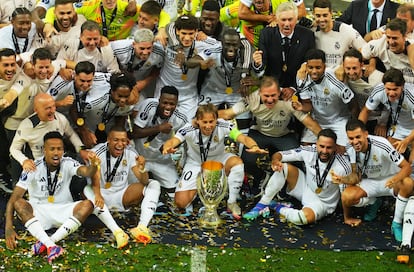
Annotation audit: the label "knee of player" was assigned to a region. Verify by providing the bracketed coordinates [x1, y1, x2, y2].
[77, 199, 94, 216]
[341, 186, 364, 203]
[400, 177, 414, 194]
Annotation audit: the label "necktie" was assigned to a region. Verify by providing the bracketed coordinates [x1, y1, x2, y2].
[370, 9, 379, 32]
[282, 37, 290, 53]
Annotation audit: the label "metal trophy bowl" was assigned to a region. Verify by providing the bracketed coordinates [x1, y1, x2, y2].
[197, 160, 228, 229]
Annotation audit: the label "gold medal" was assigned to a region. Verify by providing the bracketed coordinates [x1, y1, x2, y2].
[392, 125, 396, 132]
[104, 182, 111, 189]
[291, 94, 298, 103]
[315, 187, 322, 194]
[282, 64, 287, 72]
[181, 74, 187, 80]
[48, 195, 54, 203]
[225, 87, 233, 94]
[98, 123, 106, 131]
[77, 117, 84, 126]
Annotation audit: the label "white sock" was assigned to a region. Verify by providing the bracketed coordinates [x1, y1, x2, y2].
[83, 185, 121, 234]
[394, 194, 409, 224]
[25, 217, 55, 248]
[355, 197, 376, 207]
[260, 163, 287, 204]
[139, 180, 160, 227]
[279, 208, 308, 225]
[402, 198, 414, 247]
[227, 164, 244, 203]
[50, 216, 81, 242]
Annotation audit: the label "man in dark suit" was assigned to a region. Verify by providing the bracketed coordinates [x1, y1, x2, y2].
[252, 1, 315, 98]
[337, 0, 399, 38]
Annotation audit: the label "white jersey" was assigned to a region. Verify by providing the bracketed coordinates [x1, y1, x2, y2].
[299, 72, 354, 126]
[82, 74, 133, 131]
[279, 145, 351, 205]
[31, 15, 87, 57]
[4, 60, 66, 130]
[365, 83, 414, 138]
[0, 0, 36, 23]
[155, 23, 220, 119]
[0, 23, 37, 54]
[133, 98, 187, 161]
[47, 72, 111, 118]
[36, 0, 57, 10]
[175, 119, 235, 164]
[198, 38, 254, 106]
[361, 36, 414, 84]
[110, 39, 164, 79]
[57, 39, 120, 74]
[92, 143, 139, 191]
[10, 111, 83, 165]
[347, 70, 384, 122]
[346, 135, 403, 179]
[315, 21, 366, 69]
[232, 90, 308, 137]
[16, 156, 81, 204]
[0, 69, 22, 98]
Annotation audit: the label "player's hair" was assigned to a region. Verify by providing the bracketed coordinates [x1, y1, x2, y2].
[317, 128, 337, 142]
[160, 86, 179, 97]
[134, 28, 154, 43]
[260, 76, 279, 89]
[276, 1, 298, 18]
[75, 61, 95, 75]
[313, 0, 332, 11]
[223, 28, 240, 39]
[346, 118, 367, 132]
[109, 125, 127, 134]
[110, 73, 136, 91]
[343, 48, 363, 63]
[0, 48, 16, 60]
[195, 103, 218, 120]
[43, 131, 64, 143]
[305, 48, 326, 63]
[55, 0, 76, 7]
[386, 18, 407, 36]
[81, 20, 101, 33]
[175, 15, 199, 30]
[202, 0, 220, 12]
[397, 3, 414, 20]
[382, 68, 405, 86]
[32, 48, 53, 64]
[140, 0, 162, 18]
[11, 7, 31, 19]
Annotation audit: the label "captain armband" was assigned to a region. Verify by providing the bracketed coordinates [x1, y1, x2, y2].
[229, 127, 242, 141]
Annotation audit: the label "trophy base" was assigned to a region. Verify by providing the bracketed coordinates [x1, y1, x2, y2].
[198, 207, 223, 229]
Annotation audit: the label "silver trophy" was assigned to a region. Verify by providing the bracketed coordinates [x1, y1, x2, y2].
[197, 160, 228, 229]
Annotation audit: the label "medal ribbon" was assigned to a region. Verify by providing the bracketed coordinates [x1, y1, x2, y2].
[74, 87, 87, 118]
[221, 52, 239, 88]
[100, 3, 118, 38]
[387, 91, 404, 137]
[101, 98, 119, 126]
[180, 41, 195, 76]
[198, 128, 215, 162]
[314, 153, 335, 189]
[45, 159, 61, 197]
[12, 31, 28, 54]
[105, 146, 124, 184]
[127, 48, 146, 72]
[356, 138, 371, 178]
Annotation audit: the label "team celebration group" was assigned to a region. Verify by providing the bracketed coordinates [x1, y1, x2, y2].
[0, 0, 413, 265]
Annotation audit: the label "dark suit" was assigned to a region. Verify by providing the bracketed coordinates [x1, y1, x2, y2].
[254, 25, 315, 88]
[337, 0, 399, 37]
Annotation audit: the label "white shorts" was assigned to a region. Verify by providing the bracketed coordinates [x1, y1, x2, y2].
[176, 153, 236, 192]
[146, 160, 179, 189]
[287, 170, 338, 220]
[101, 186, 129, 211]
[30, 201, 82, 230]
[301, 120, 349, 147]
[359, 177, 395, 198]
